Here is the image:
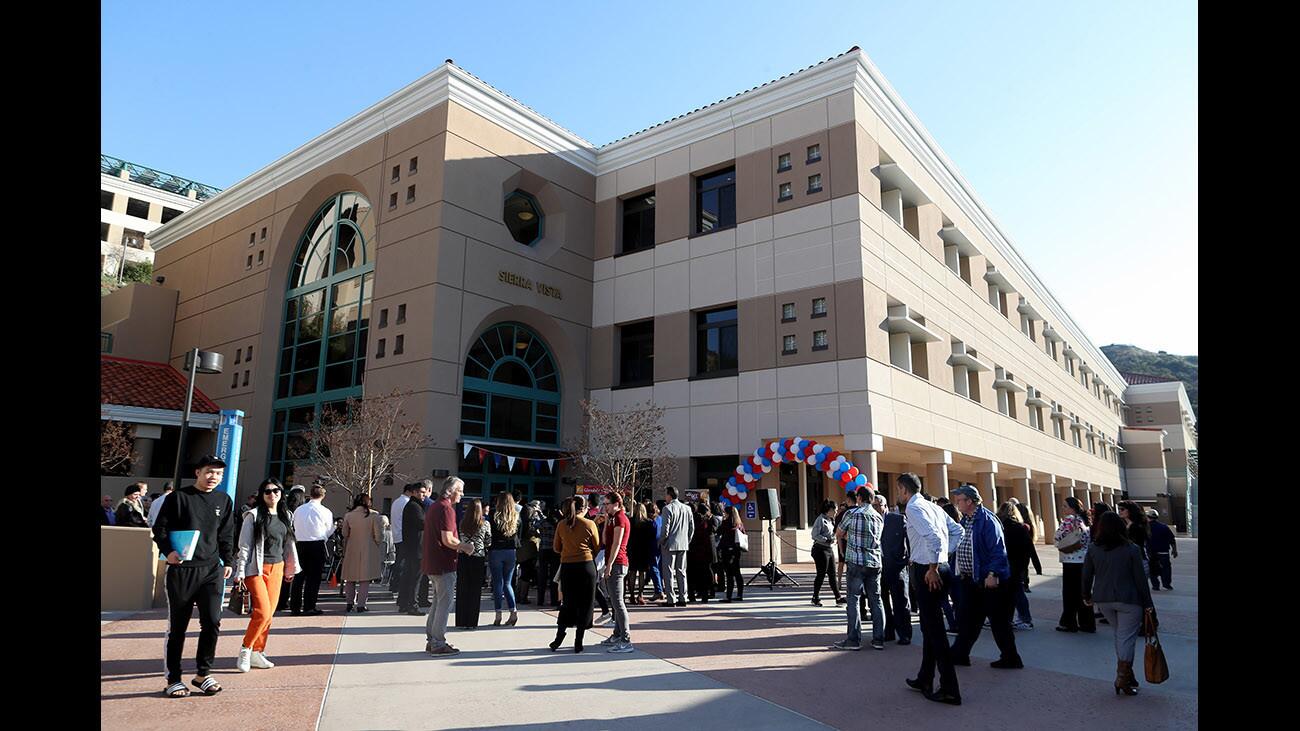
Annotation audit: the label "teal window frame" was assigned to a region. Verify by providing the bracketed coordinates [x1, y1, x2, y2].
[459, 322, 561, 449]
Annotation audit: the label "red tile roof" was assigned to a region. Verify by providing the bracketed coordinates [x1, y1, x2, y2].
[101, 356, 221, 414]
[1121, 372, 1179, 386]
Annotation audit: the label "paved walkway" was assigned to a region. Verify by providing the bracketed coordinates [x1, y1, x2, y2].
[101, 539, 1197, 729]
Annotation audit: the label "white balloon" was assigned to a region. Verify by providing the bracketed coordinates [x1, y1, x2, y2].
[761, 464, 771, 473]
[771, 452, 783, 463]
[728, 485, 738, 495]
[805, 455, 817, 466]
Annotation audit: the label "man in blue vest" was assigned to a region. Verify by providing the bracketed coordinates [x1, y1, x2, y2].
[949, 484, 1023, 670]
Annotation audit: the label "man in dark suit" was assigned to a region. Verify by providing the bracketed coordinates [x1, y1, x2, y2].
[881, 500, 912, 644]
[398, 483, 429, 615]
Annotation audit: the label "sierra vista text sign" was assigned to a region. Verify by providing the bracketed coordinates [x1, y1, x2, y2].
[499, 270, 562, 300]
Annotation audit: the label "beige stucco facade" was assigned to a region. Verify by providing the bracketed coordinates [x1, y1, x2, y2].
[136, 50, 1133, 542]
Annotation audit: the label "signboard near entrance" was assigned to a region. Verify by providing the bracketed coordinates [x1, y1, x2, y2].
[745, 500, 757, 520]
[576, 485, 608, 495]
[684, 490, 703, 503]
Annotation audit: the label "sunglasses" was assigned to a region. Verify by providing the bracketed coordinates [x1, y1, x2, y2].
[261, 487, 282, 495]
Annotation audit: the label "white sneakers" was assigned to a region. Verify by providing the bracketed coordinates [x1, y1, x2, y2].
[250, 651, 275, 669]
[236, 647, 252, 673]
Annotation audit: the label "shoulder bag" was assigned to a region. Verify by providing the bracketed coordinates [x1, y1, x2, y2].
[1054, 520, 1085, 553]
[1143, 608, 1169, 683]
[735, 526, 749, 553]
[227, 580, 251, 616]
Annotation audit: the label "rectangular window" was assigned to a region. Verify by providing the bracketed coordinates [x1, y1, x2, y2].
[389, 192, 398, 209]
[409, 157, 418, 174]
[778, 182, 792, 201]
[100, 222, 109, 242]
[261, 227, 267, 240]
[806, 144, 821, 163]
[813, 330, 828, 350]
[249, 232, 256, 245]
[246, 254, 253, 270]
[376, 338, 386, 358]
[235, 349, 242, 364]
[406, 185, 416, 203]
[393, 334, 404, 355]
[125, 198, 150, 219]
[243, 370, 250, 387]
[122, 230, 145, 250]
[101, 191, 115, 210]
[620, 191, 656, 254]
[812, 297, 827, 317]
[618, 320, 655, 387]
[781, 303, 796, 322]
[777, 153, 791, 172]
[257, 250, 264, 265]
[807, 173, 822, 194]
[397, 304, 406, 324]
[247, 346, 253, 361]
[161, 207, 183, 224]
[232, 371, 240, 388]
[782, 335, 797, 354]
[695, 306, 738, 376]
[695, 167, 736, 234]
[379, 308, 388, 328]
[392, 165, 400, 183]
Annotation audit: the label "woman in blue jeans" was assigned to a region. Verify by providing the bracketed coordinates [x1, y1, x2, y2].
[488, 492, 520, 626]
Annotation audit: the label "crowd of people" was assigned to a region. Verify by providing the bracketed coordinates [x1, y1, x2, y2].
[139, 461, 1175, 701]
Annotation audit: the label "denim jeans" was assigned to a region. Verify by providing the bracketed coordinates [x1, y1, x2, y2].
[1013, 579, 1032, 623]
[425, 572, 456, 649]
[605, 564, 630, 642]
[846, 563, 884, 644]
[488, 548, 518, 611]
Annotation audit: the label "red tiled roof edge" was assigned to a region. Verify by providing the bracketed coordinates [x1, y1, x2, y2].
[1120, 371, 1180, 386]
[101, 355, 222, 414]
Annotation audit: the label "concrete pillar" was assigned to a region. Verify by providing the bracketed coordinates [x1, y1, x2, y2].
[976, 472, 997, 506]
[797, 461, 808, 530]
[1036, 481, 1058, 544]
[923, 450, 952, 500]
[851, 449, 880, 494]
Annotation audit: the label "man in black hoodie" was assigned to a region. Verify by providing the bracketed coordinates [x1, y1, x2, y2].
[151, 455, 236, 698]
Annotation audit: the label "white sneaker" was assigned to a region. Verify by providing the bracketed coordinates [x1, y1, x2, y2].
[596, 613, 612, 625]
[608, 641, 634, 654]
[1013, 620, 1034, 631]
[236, 647, 252, 673]
[250, 651, 275, 669]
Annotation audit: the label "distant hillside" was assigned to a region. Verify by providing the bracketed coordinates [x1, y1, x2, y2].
[1101, 344, 1197, 417]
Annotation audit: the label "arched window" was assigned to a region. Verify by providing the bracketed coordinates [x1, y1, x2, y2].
[267, 193, 375, 483]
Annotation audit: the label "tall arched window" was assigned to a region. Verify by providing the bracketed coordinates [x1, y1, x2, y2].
[458, 323, 561, 501]
[267, 192, 375, 483]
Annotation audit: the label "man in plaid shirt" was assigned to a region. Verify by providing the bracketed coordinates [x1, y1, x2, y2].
[831, 486, 886, 651]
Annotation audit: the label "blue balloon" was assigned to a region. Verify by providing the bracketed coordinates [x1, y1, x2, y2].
[855, 474, 867, 486]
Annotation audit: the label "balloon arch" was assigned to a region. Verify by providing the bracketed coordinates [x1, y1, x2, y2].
[720, 437, 870, 506]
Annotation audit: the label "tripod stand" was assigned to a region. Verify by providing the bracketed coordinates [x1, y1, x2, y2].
[746, 519, 799, 590]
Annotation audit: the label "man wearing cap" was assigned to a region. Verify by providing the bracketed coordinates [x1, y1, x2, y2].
[1145, 509, 1177, 590]
[949, 484, 1023, 670]
[151, 456, 236, 698]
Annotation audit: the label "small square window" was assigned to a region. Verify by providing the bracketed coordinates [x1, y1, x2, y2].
[813, 330, 828, 350]
[389, 192, 398, 209]
[394, 334, 405, 355]
[807, 174, 822, 194]
[231, 372, 239, 388]
[409, 157, 418, 174]
[246, 255, 253, 270]
[246, 346, 253, 361]
[806, 144, 821, 163]
[406, 185, 415, 203]
[777, 153, 791, 172]
[242, 370, 250, 387]
[260, 227, 267, 240]
[249, 232, 256, 245]
[782, 334, 797, 354]
[397, 304, 406, 324]
[778, 182, 792, 201]
[235, 349, 242, 364]
[376, 338, 386, 358]
[257, 250, 264, 265]
[379, 308, 389, 328]
[811, 297, 827, 318]
[126, 197, 151, 219]
[392, 165, 400, 183]
[781, 303, 796, 322]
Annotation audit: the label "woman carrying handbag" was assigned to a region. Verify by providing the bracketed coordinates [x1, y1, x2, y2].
[1082, 511, 1156, 695]
[1054, 496, 1095, 633]
[717, 505, 747, 602]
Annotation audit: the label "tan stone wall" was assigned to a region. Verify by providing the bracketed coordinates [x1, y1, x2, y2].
[101, 527, 161, 612]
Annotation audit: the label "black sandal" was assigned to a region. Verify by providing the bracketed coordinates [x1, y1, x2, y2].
[191, 676, 223, 695]
[164, 682, 190, 698]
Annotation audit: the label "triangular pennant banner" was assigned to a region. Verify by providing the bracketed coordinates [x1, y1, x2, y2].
[520, 458, 530, 471]
[507, 456, 516, 471]
[494, 454, 503, 468]
[477, 448, 487, 462]
[547, 459, 554, 473]
[462, 443, 473, 459]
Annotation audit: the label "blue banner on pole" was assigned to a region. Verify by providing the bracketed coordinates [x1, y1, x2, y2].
[214, 410, 244, 505]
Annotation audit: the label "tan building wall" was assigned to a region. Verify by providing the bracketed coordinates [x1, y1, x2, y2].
[101, 526, 161, 611]
[100, 283, 178, 362]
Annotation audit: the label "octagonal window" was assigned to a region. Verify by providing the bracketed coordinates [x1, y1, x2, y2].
[504, 190, 543, 246]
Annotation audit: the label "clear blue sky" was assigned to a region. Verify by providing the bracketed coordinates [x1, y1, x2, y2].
[102, 1, 1198, 354]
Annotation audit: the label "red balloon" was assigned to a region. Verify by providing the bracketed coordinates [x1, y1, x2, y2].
[848, 466, 859, 478]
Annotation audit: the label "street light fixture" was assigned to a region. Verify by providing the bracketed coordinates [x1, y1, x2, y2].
[171, 348, 224, 491]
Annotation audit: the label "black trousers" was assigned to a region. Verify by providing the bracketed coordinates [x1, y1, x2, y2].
[397, 541, 423, 610]
[1058, 562, 1095, 631]
[882, 564, 911, 640]
[1150, 552, 1172, 588]
[291, 540, 325, 612]
[538, 549, 560, 606]
[722, 547, 743, 599]
[951, 577, 1020, 663]
[912, 563, 959, 696]
[688, 556, 713, 600]
[812, 544, 841, 601]
[164, 562, 224, 685]
[455, 555, 486, 627]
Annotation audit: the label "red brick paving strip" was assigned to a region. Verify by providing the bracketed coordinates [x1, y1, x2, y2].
[100, 607, 344, 731]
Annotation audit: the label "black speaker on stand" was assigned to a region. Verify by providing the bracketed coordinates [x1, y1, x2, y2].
[747, 488, 799, 590]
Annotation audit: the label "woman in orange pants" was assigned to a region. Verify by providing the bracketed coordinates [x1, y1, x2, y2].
[234, 479, 300, 672]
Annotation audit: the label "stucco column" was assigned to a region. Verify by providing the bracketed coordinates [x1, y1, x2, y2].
[797, 461, 808, 531]
[130, 437, 156, 478]
[1036, 481, 1058, 544]
[924, 450, 952, 500]
[851, 450, 880, 494]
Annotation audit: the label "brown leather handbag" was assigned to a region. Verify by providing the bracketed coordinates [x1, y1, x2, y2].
[1143, 608, 1169, 683]
[227, 580, 251, 616]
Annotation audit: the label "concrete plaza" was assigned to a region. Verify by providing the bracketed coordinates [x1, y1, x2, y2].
[101, 540, 1197, 730]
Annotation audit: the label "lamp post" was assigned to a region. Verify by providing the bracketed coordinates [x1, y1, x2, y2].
[172, 348, 224, 491]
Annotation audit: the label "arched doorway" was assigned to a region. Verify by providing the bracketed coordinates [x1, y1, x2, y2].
[456, 322, 561, 504]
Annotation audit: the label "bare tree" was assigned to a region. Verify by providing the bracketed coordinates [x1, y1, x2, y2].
[100, 420, 140, 475]
[565, 398, 678, 507]
[297, 389, 434, 500]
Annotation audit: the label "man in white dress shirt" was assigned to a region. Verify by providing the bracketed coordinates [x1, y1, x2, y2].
[901, 472, 962, 706]
[147, 482, 174, 527]
[290, 484, 335, 615]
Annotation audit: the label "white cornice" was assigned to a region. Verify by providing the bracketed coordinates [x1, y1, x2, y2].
[147, 64, 597, 253]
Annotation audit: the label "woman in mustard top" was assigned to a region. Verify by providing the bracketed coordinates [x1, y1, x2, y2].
[549, 495, 600, 653]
